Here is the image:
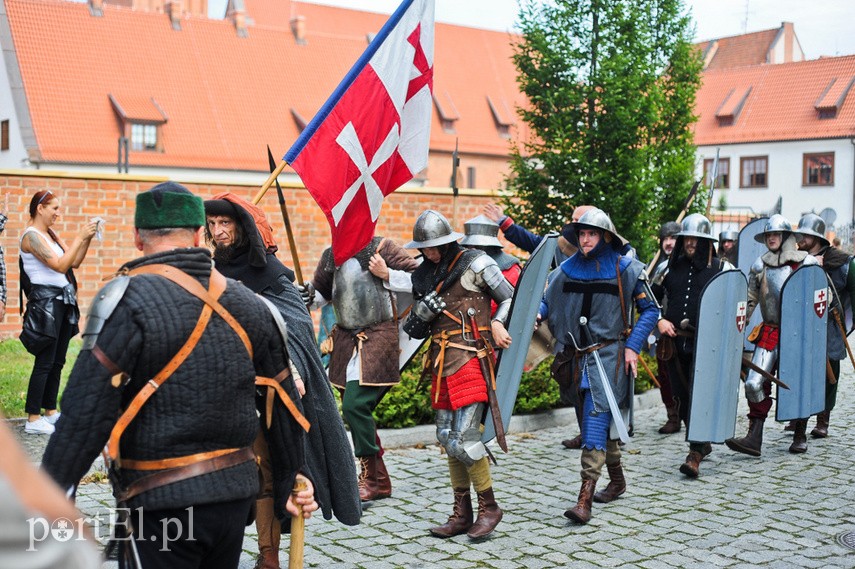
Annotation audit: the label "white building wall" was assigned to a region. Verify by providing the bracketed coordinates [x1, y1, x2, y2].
[0, 43, 29, 169]
[698, 138, 855, 227]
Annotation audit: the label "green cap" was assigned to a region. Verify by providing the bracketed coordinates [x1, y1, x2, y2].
[135, 182, 204, 229]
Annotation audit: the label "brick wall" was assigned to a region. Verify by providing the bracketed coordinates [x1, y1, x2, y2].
[0, 170, 515, 339]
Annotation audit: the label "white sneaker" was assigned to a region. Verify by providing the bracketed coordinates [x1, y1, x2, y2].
[44, 412, 61, 425]
[25, 417, 55, 435]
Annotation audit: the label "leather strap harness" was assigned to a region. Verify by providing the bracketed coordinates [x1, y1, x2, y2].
[100, 264, 308, 500]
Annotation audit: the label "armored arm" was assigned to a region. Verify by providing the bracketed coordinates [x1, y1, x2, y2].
[469, 254, 513, 325]
[746, 257, 763, 320]
[81, 276, 131, 350]
[403, 291, 446, 339]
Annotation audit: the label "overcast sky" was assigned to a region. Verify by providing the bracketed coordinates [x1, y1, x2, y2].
[208, 0, 855, 60]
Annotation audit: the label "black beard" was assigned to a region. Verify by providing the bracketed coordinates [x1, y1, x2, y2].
[212, 242, 241, 263]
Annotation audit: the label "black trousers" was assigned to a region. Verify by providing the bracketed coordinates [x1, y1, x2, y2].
[25, 299, 75, 415]
[119, 497, 254, 569]
[664, 340, 694, 425]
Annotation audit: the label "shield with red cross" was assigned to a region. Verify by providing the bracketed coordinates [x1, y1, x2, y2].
[814, 287, 828, 318]
[735, 301, 747, 332]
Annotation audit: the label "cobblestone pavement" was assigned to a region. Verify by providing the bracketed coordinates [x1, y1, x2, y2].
[13, 363, 855, 569]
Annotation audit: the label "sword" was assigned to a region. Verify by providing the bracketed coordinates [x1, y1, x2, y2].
[567, 318, 630, 444]
[465, 308, 507, 452]
[740, 356, 790, 390]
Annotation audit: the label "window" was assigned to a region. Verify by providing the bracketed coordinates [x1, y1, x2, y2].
[467, 166, 476, 189]
[703, 157, 729, 188]
[803, 153, 834, 186]
[1, 120, 8, 151]
[740, 156, 768, 188]
[130, 123, 158, 151]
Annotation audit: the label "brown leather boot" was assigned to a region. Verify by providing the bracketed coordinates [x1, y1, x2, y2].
[564, 479, 596, 524]
[561, 434, 582, 449]
[429, 488, 473, 538]
[658, 404, 681, 434]
[679, 451, 702, 478]
[357, 455, 381, 502]
[467, 487, 503, 540]
[784, 420, 796, 432]
[374, 454, 392, 499]
[789, 419, 808, 453]
[811, 411, 830, 438]
[725, 418, 764, 457]
[593, 463, 625, 503]
[254, 550, 280, 569]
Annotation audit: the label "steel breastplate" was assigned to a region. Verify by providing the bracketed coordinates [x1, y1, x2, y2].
[759, 264, 793, 325]
[332, 257, 394, 330]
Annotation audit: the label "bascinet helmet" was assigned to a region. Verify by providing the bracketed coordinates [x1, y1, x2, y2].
[405, 210, 464, 249]
[796, 213, 829, 247]
[676, 213, 717, 241]
[753, 214, 793, 243]
[460, 214, 503, 248]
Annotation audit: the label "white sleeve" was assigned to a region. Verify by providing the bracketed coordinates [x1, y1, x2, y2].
[383, 269, 413, 293]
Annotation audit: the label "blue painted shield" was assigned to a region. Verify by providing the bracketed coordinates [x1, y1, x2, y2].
[686, 270, 747, 443]
[777, 265, 828, 421]
[737, 217, 768, 351]
[482, 233, 559, 445]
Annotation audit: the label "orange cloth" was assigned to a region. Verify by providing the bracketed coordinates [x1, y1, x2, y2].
[212, 192, 278, 252]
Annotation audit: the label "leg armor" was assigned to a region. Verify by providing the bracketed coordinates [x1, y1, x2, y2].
[744, 345, 777, 403]
[444, 403, 488, 466]
[436, 409, 453, 448]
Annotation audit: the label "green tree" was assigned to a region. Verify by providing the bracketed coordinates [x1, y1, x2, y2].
[506, 0, 702, 260]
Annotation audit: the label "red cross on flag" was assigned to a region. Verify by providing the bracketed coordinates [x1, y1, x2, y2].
[284, 0, 435, 265]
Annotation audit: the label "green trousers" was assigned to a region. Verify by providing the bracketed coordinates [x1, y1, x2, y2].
[341, 381, 387, 457]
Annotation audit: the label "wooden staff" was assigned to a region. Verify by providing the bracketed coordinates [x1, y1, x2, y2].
[637, 354, 661, 388]
[253, 161, 287, 205]
[264, 146, 304, 284]
[289, 477, 308, 569]
[831, 307, 851, 384]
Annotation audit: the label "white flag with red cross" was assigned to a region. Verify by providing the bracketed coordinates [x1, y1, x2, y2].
[284, 0, 435, 265]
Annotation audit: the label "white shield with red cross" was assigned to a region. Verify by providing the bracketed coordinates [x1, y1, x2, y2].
[814, 287, 828, 318]
[736, 301, 747, 332]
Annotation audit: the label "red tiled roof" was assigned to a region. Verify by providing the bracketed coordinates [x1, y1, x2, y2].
[4, 0, 526, 170]
[695, 55, 855, 145]
[696, 28, 779, 70]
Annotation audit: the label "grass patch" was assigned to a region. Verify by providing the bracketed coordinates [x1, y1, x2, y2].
[0, 338, 80, 418]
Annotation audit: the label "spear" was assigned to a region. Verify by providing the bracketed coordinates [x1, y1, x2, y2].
[646, 178, 702, 275]
[450, 138, 460, 227]
[262, 146, 304, 285]
[704, 148, 720, 218]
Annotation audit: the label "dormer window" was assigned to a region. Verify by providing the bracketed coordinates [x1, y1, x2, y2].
[109, 94, 167, 153]
[433, 91, 459, 135]
[487, 95, 514, 139]
[715, 87, 751, 127]
[814, 77, 854, 120]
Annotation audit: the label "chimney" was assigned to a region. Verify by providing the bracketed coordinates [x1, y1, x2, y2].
[228, 7, 248, 37]
[782, 22, 794, 63]
[290, 15, 306, 45]
[166, 0, 182, 30]
[88, 0, 103, 17]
